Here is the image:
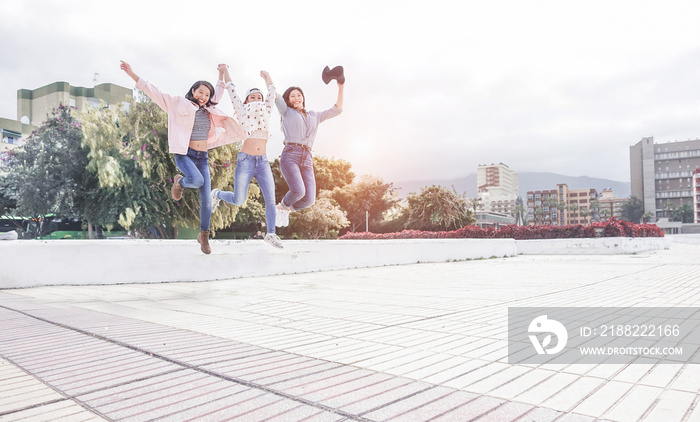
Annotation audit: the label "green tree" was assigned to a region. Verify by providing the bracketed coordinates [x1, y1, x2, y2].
[0, 150, 17, 215]
[469, 197, 480, 214]
[272, 156, 355, 205]
[402, 185, 475, 231]
[314, 156, 355, 192]
[286, 192, 349, 239]
[534, 207, 546, 226]
[620, 195, 644, 223]
[589, 199, 601, 222]
[117, 97, 197, 237]
[579, 207, 591, 223]
[677, 205, 694, 223]
[330, 175, 398, 232]
[81, 96, 259, 238]
[81, 98, 181, 238]
[5, 105, 95, 237]
[663, 201, 677, 221]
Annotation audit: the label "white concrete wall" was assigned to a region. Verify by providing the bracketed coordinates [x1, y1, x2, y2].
[0, 238, 517, 289]
[667, 234, 700, 245]
[0, 237, 669, 289]
[515, 237, 669, 255]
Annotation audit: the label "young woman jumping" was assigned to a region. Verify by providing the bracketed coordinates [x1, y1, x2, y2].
[120, 60, 246, 254]
[274, 73, 344, 226]
[210, 64, 283, 249]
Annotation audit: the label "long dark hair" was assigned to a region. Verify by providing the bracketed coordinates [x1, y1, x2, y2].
[185, 81, 218, 107]
[282, 86, 305, 109]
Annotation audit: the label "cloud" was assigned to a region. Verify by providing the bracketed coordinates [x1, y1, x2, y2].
[4, 0, 700, 186]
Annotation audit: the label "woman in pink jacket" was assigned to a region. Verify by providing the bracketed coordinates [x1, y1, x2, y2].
[120, 61, 246, 254]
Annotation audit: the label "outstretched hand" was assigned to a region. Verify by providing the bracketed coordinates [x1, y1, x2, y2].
[119, 60, 132, 74]
[120, 60, 138, 82]
[260, 70, 273, 86]
[218, 63, 231, 83]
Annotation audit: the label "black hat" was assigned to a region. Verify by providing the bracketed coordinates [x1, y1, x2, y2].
[322, 65, 345, 85]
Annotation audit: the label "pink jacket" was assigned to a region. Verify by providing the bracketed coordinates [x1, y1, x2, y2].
[135, 78, 247, 154]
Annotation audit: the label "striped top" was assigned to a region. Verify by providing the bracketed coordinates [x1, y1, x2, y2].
[190, 107, 211, 141]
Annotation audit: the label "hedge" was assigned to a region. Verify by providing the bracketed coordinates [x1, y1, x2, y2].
[339, 219, 664, 240]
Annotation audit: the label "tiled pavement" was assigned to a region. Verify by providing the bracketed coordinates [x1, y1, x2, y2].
[1, 243, 700, 421]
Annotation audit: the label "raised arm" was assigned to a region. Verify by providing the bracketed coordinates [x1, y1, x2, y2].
[219, 64, 245, 121]
[218, 63, 232, 84]
[335, 79, 344, 110]
[261, 71, 277, 112]
[120, 60, 139, 83]
[261, 70, 274, 88]
[119, 60, 174, 112]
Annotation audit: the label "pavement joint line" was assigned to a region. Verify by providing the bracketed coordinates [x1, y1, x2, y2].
[461, 399, 508, 422]
[354, 385, 440, 418]
[0, 304, 394, 421]
[684, 394, 700, 421]
[635, 397, 660, 421]
[0, 352, 118, 420]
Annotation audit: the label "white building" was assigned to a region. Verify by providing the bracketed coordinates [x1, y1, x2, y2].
[476, 163, 519, 217]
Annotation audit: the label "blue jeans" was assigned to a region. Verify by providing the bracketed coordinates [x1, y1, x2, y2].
[173, 148, 211, 231]
[279, 144, 315, 211]
[218, 152, 277, 234]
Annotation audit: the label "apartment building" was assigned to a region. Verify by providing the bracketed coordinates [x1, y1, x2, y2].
[476, 163, 519, 217]
[598, 189, 626, 220]
[1, 81, 131, 167]
[561, 184, 599, 225]
[526, 184, 599, 226]
[694, 169, 700, 223]
[630, 136, 700, 220]
[526, 189, 559, 225]
[0, 117, 31, 165]
[17, 81, 132, 127]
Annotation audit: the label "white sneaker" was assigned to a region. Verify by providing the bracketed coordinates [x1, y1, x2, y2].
[264, 233, 283, 249]
[211, 188, 221, 212]
[275, 204, 290, 227]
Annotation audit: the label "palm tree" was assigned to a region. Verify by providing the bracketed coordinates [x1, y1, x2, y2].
[589, 199, 601, 222]
[579, 207, 591, 225]
[556, 201, 567, 225]
[663, 202, 677, 221]
[469, 197, 480, 214]
[677, 205, 694, 223]
[567, 203, 579, 224]
[534, 208, 546, 226]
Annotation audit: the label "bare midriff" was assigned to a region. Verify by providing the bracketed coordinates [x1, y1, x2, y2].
[240, 138, 267, 155]
[189, 140, 208, 151]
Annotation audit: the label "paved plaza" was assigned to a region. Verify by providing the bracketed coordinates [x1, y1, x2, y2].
[1, 242, 700, 421]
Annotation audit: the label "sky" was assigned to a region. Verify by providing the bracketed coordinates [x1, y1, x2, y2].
[3, 0, 700, 185]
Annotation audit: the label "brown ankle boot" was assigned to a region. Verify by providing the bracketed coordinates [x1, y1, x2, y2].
[171, 174, 184, 201]
[197, 230, 211, 254]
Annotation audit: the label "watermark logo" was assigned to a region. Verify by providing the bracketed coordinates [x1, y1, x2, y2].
[509, 307, 700, 364]
[528, 315, 568, 355]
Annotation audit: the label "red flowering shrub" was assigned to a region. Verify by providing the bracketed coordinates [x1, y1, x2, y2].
[339, 219, 664, 240]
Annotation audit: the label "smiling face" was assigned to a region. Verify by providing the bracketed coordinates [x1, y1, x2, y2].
[244, 92, 263, 104]
[289, 89, 304, 110]
[191, 85, 211, 107]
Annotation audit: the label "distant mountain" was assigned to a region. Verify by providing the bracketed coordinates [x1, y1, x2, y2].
[394, 172, 630, 199]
